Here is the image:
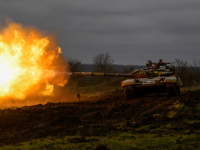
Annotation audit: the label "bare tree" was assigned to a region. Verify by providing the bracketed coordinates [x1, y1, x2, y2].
[67, 58, 85, 87]
[68, 58, 84, 72]
[174, 59, 189, 75]
[92, 53, 114, 73]
[172, 59, 189, 85]
[191, 58, 200, 84]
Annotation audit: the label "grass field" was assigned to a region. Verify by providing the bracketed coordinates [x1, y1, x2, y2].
[0, 82, 200, 150]
[1, 132, 200, 150]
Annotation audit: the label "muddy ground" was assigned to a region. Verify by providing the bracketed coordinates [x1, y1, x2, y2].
[0, 89, 200, 146]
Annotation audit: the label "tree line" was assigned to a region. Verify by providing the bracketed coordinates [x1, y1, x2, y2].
[68, 53, 134, 73]
[68, 53, 115, 73]
[172, 59, 200, 86]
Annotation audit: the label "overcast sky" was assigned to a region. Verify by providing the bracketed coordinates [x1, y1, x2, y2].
[0, 0, 200, 65]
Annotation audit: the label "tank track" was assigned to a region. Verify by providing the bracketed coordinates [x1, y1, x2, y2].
[176, 86, 180, 96]
[124, 86, 134, 100]
[124, 84, 180, 100]
[166, 83, 180, 96]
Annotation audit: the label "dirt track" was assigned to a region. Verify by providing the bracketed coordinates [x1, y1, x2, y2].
[0, 89, 199, 145]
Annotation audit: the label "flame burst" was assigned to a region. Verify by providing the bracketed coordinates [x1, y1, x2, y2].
[0, 22, 68, 99]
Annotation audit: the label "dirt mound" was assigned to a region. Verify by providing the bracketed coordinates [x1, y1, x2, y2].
[0, 90, 199, 145]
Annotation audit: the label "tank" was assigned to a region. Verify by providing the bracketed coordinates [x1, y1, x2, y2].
[70, 59, 182, 100]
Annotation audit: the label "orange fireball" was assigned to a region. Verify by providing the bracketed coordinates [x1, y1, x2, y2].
[0, 22, 68, 99]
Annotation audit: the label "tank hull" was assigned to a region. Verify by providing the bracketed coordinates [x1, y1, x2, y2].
[122, 76, 182, 99]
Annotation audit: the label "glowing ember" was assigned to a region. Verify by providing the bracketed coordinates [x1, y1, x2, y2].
[0, 22, 68, 99]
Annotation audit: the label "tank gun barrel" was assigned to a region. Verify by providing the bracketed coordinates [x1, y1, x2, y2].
[69, 71, 174, 78]
[70, 72, 132, 77]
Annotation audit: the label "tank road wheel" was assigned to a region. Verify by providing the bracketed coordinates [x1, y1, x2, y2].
[167, 84, 175, 96]
[167, 84, 177, 96]
[176, 86, 180, 96]
[124, 86, 134, 100]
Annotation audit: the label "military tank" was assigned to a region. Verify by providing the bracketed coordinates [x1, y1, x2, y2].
[70, 59, 182, 100]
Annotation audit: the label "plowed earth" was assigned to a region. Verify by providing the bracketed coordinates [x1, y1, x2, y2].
[0, 89, 199, 146]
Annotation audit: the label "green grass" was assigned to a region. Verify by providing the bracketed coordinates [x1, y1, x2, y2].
[139, 125, 152, 131]
[69, 83, 123, 97]
[181, 86, 200, 92]
[167, 111, 177, 118]
[2, 132, 200, 150]
[0, 136, 99, 150]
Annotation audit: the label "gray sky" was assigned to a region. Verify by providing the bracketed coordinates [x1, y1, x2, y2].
[0, 0, 200, 65]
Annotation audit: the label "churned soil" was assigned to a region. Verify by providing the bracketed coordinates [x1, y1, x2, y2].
[0, 89, 199, 145]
